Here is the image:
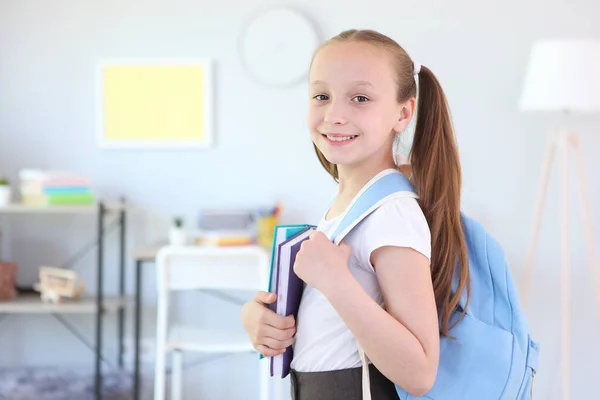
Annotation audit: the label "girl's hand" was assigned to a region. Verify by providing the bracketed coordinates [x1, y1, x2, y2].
[293, 231, 352, 296]
[240, 291, 296, 357]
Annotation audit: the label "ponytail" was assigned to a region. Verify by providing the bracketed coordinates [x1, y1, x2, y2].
[410, 65, 470, 337]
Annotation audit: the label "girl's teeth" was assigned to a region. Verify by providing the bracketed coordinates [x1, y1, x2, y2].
[327, 135, 356, 141]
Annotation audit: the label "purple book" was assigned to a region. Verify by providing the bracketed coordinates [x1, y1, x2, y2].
[271, 226, 315, 378]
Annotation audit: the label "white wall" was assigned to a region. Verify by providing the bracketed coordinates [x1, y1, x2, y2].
[1, 0, 600, 398]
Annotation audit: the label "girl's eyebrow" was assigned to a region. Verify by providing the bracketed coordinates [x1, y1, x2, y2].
[310, 80, 375, 88]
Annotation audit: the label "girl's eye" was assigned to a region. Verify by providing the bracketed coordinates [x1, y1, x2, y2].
[353, 95, 369, 103]
[313, 94, 329, 101]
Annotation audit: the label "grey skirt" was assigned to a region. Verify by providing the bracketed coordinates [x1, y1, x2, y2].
[290, 364, 400, 400]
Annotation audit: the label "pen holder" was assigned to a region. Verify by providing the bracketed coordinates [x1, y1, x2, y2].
[256, 215, 278, 248]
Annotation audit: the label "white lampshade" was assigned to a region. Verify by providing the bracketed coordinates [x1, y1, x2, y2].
[519, 39, 600, 113]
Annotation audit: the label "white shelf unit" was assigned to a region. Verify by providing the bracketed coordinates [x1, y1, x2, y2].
[0, 202, 126, 214]
[0, 200, 129, 400]
[0, 294, 132, 314]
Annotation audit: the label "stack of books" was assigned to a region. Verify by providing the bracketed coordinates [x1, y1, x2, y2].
[267, 224, 316, 378]
[195, 209, 256, 246]
[19, 169, 94, 206]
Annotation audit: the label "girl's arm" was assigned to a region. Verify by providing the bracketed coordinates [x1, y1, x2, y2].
[323, 246, 439, 397]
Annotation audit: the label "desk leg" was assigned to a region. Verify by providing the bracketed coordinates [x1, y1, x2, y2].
[134, 260, 142, 400]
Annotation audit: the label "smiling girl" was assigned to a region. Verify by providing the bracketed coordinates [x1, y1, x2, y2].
[241, 29, 468, 400]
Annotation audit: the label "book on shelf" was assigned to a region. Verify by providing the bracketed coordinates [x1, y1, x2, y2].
[18, 169, 94, 206]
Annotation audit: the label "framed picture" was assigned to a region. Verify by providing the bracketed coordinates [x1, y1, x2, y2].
[96, 58, 214, 149]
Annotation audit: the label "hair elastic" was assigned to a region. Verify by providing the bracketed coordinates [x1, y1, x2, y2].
[413, 62, 421, 76]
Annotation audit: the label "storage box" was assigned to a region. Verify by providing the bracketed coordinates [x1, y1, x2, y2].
[0, 262, 17, 300]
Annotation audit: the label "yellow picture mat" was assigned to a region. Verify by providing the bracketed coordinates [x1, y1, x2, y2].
[97, 59, 213, 148]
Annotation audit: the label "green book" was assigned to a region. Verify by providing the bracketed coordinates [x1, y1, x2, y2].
[47, 192, 94, 205]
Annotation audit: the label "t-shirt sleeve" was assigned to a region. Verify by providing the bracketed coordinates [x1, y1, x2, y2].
[356, 197, 431, 270]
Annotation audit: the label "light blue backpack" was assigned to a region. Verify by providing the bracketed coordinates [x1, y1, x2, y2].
[328, 171, 539, 400]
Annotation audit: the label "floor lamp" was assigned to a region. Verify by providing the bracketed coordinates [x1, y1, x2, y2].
[519, 39, 600, 400]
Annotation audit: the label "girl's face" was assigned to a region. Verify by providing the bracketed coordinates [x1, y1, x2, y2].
[307, 41, 413, 170]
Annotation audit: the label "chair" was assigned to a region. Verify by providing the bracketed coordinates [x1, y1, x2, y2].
[153, 245, 271, 400]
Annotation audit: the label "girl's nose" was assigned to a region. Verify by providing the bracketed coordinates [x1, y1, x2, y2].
[324, 100, 348, 125]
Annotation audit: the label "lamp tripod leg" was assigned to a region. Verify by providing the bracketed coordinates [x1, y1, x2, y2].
[522, 131, 558, 306]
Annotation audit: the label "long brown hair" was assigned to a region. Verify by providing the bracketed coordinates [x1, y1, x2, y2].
[312, 29, 469, 338]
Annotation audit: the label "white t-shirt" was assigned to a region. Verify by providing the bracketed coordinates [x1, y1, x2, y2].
[290, 169, 432, 372]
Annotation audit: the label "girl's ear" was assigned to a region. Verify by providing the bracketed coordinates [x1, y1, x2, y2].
[392, 97, 416, 133]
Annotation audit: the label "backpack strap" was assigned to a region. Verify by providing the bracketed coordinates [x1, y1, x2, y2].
[358, 347, 372, 400]
[327, 170, 416, 400]
[329, 171, 416, 245]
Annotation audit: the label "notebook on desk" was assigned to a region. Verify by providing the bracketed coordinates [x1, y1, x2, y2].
[264, 224, 316, 378]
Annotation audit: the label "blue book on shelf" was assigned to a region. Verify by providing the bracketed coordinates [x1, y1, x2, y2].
[43, 187, 90, 195]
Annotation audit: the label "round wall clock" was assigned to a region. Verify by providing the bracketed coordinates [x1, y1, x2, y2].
[240, 8, 319, 86]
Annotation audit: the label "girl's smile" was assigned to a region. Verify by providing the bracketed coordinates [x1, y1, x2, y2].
[321, 132, 360, 146]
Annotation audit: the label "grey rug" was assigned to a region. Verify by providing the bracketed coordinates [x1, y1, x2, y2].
[0, 367, 133, 400]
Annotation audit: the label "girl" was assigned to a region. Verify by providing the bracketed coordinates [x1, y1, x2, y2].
[241, 29, 469, 400]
